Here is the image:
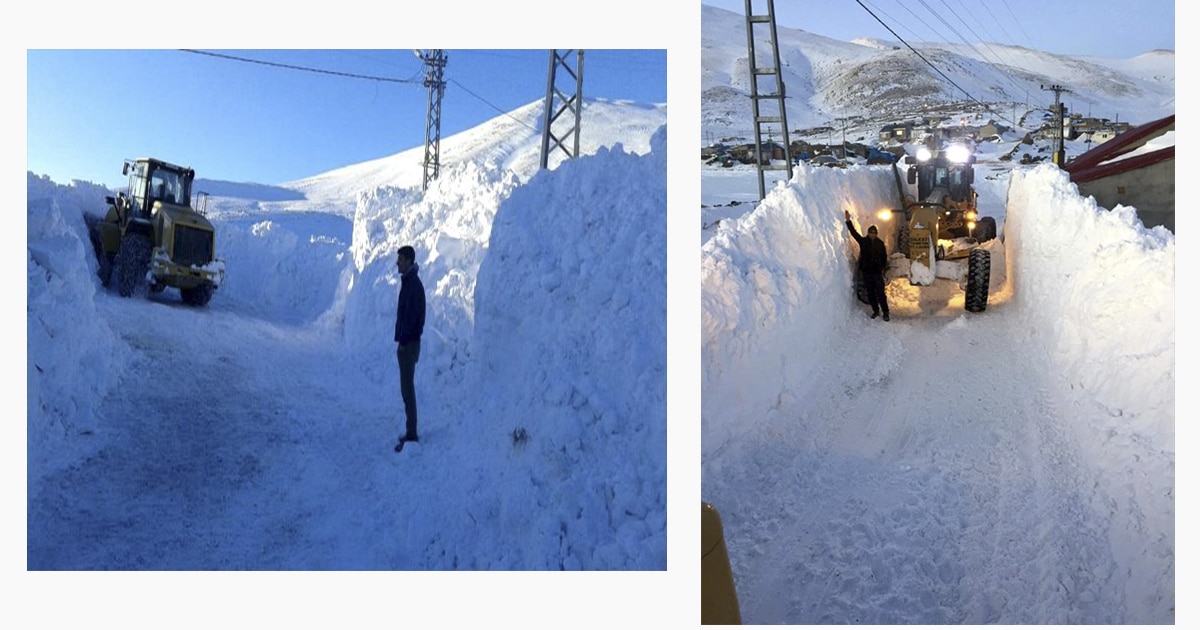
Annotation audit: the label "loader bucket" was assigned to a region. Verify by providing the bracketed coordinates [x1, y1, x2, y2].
[702, 502, 742, 624]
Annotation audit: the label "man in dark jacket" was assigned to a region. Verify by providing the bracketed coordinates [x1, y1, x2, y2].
[394, 245, 426, 451]
[844, 210, 890, 321]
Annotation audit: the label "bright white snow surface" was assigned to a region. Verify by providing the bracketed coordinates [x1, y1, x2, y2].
[27, 99, 667, 575]
[701, 161, 1173, 624]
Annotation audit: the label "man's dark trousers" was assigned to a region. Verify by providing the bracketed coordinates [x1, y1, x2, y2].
[398, 339, 421, 439]
[864, 271, 889, 315]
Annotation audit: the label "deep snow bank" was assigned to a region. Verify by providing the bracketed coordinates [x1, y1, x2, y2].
[1005, 164, 1174, 429]
[462, 127, 668, 569]
[26, 174, 128, 472]
[336, 159, 521, 387]
[1004, 165, 1174, 618]
[212, 215, 351, 325]
[701, 164, 900, 453]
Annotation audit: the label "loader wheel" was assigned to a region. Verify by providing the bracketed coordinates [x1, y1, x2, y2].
[113, 233, 152, 298]
[87, 218, 114, 286]
[854, 269, 870, 305]
[897, 222, 909, 257]
[97, 255, 114, 287]
[181, 283, 214, 307]
[965, 248, 991, 312]
[975, 216, 997, 243]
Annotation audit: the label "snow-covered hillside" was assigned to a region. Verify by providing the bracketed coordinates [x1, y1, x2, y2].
[27, 97, 668, 582]
[276, 99, 665, 213]
[700, 4, 1175, 142]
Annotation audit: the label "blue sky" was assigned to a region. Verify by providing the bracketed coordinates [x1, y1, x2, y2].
[703, 0, 1174, 59]
[27, 49, 666, 188]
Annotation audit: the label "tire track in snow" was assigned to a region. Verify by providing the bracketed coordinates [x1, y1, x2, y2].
[704, 305, 1123, 624]
[28, 294, 359, 569]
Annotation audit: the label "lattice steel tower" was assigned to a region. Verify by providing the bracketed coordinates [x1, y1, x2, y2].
[419, 49, 447, 191]
[540, 50, 584, 170]
[744, 0, 792, 200]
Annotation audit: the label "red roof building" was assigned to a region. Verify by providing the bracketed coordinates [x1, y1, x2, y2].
[1063, 114, 1175, 232]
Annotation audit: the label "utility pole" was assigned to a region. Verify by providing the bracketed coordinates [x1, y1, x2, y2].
[1041, 83, 1069, 166]
[743, 0, 792, 200]
[540, 49, 584, 170]
[841, 118, 847, 159]
[418, 49, 447, 192]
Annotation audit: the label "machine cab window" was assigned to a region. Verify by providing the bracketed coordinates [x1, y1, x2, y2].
[149, 166, 188, 206]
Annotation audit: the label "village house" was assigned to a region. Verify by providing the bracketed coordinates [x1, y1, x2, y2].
[1063, 114, 1174, 232]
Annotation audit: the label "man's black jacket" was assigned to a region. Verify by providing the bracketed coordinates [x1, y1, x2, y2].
[847, 220, 888, 274]
[395, 265, 426, 345]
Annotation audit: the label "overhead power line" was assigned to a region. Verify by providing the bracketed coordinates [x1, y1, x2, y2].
[935, 0, 1051, 113]
[853, 0, 991, 112]
[179, 49, 422, 84]
[1000, 0, 1039, 50]
[448, 78, 538, 133]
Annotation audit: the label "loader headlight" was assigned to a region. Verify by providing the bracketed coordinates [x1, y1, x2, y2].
[946, 144, 971, 164]
[915, 147, 933, 162]
[965, 210, 978, 221]
[967, 220, 977, 231]
[877, 208, 893, 221]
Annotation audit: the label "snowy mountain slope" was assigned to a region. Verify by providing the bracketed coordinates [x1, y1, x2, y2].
[276, 98, 666, 214]
[700, 3, 1175, 140]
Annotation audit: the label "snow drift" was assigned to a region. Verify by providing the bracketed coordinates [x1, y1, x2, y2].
[701, 164, 900, 453]
[26, 174, 129, 473]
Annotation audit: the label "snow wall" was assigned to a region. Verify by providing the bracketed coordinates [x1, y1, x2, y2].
[466, 128, 668, 569]
[1005, 164, 1175, 617]
[701, 164, 900, 453]
[26, 174, 128, 472]
[335, 127, 668, 568]
[1005, 164, 1174, 432]
[337, 158, 521, 387]
[213, 213, 351, 326]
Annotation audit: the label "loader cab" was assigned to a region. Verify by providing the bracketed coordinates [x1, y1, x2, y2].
[123, 158, 195, 217]
[908, 144, 975, 203]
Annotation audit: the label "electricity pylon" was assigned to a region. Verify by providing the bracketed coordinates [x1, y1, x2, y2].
[419, 49, 447, 191]
[540, 50, 584, 170]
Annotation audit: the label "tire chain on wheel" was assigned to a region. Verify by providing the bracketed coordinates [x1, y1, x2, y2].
[854, 269, 871, 304]
[965, 248, 991, 312]
[182, 283, 214, 307]
[976, 216, 997, 243]
[113, 233, 152, 298]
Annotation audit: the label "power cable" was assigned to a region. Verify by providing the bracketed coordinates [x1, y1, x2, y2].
[861, 0, 933, 45]
[880, 0, 940, 42]
[858, 0, 1053, 126]
[977, 1, 1026, 57]
[853, 0, 994, 113]
[179, 49, 422, 84]
[936, 0, 1051, 115]
[447, 78, 539, 133]
[1000, 0, 1039, 50]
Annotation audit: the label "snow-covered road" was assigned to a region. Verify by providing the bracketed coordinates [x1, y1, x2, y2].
[27, 288, 431, 569]
[703, 303, 1122, 623]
